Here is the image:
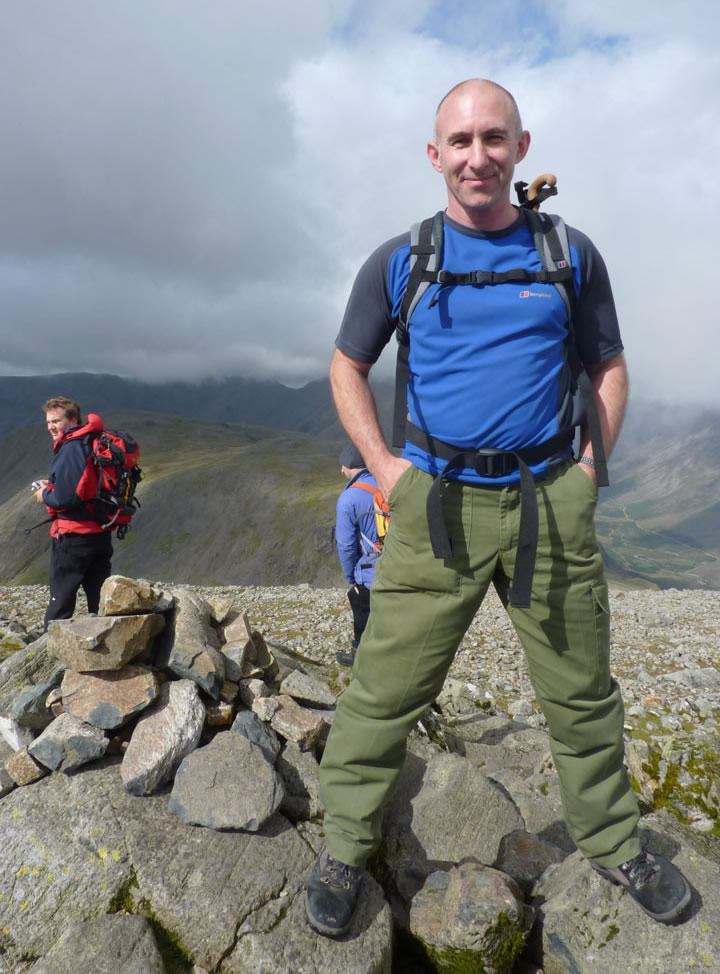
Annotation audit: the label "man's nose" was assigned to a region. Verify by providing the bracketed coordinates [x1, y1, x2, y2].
[467, 139, 487, 169]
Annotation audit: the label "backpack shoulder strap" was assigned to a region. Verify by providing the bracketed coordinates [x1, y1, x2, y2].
[349, 481, 388, 555]
[524, 209, 608, 486]
[348, 480, 387, 511]
[522, 209, 573, 319]
[393, 211, 444, 447]
[397, 211, 444, 334]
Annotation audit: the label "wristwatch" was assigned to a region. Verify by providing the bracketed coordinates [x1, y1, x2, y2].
[577, 456, 596, 468]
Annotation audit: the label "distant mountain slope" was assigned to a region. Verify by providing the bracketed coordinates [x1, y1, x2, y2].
[0, 372, 394, 440]
[2, 412, 345, 588]
[596, 408, 720, 589]
[2, 373, 719, 590]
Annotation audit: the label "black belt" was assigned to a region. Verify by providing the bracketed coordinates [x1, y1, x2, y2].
[406, 422, 572, 608]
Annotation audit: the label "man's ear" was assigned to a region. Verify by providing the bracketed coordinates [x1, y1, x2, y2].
[515, 129, 531, 164]
[427, 140, 443, 173]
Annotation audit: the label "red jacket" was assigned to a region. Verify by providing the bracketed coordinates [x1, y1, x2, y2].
[43, 414, 107, 537]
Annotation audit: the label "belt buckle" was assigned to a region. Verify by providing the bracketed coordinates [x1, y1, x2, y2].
[474, 450, 514, 478]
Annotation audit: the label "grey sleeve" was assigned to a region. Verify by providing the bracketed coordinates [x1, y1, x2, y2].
[567, 226, 624, 366]
[335, 233, 409, 365]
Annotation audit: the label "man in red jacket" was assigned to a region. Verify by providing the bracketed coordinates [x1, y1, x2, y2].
[34, 396, 113, 631]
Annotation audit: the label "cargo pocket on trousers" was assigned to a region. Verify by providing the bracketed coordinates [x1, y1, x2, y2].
[591, 582, 611, 696]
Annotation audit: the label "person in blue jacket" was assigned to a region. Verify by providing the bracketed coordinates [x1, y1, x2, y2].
[335, 444, 380, 667]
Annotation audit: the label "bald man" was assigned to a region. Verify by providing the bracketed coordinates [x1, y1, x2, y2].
[305, 80, 690, 937]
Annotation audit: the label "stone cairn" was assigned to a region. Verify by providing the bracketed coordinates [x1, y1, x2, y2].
[1, 575, 336, 829]
[2, 576, 720, 974]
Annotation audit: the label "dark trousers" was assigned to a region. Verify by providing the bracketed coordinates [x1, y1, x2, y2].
[44, 532, 114, 631]
[347, 583, 371, 646]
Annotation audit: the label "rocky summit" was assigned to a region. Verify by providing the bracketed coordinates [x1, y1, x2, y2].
[1, 578, 720, 974]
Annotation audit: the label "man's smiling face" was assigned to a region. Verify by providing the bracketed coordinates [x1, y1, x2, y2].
[427, 80, 530, 231]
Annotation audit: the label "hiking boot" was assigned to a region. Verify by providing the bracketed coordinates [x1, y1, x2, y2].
[592, 849, 691, 922]
[336, 639, 359, 667]
[305, 848, 362, 937]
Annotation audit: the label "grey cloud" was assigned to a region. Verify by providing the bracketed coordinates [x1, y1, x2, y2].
[0, 0, 718, 397]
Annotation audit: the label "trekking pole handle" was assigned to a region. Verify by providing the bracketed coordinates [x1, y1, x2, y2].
[527, 173, 557, 210]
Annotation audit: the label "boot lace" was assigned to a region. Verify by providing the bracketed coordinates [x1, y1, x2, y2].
[621, 851, 657, 889]
[322, 854, 360, 890]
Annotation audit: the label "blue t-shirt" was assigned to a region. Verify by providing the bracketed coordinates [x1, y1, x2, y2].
[336, 211, 623, 485]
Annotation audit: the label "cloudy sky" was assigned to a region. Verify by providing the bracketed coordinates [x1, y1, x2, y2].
[1, 0, 717, 404]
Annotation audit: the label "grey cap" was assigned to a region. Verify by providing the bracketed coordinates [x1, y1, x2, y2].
[339, 444, 365, 469]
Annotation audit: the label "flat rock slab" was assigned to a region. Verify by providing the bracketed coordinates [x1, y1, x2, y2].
[124, 808, 316, 972]
[61, 665, 159, 729]
[46, 614, 165, 672]
[0, 761, 323, 974]
[168, 731, 284, 831]
[449, 716, 552, 777]
[221, 872, 393, 974]
[0, 762, 136, 965]
[384, 751, 524, 903]
[662, 666, 720, 689]
[28, 913, 165, 974]
[535, 817, 720, 974]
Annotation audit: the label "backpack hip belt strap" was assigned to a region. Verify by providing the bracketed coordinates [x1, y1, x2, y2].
[406, 421, 572, 609]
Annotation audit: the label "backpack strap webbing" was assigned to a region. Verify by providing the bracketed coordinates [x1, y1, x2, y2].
[406, 421, 572, 608]
[392, 211, 444, 448]
[523, 209, 608, 487]
[348, 480, 388, 512]
[522, 208, 573, 319]
[390, 207, 609, 602]
[391, 209, 576, 449]
[347, 480, 387, 560]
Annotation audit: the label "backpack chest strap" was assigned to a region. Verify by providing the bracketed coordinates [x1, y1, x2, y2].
[426, 266, 573, 288]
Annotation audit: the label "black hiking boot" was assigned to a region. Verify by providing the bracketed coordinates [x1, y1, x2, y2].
[592, 849, 691, 922]
[335, 646, 356, 667]
[336, 639, 359, 667]
[305, 848, 362, 937]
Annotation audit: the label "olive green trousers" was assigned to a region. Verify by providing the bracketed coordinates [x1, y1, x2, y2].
[319, 460, 641, 869]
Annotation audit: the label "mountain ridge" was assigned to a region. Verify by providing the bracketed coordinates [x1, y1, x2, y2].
[2, 373, 719, 590]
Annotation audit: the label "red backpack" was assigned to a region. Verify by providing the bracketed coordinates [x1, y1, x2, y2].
[77, 429, 142, 539]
